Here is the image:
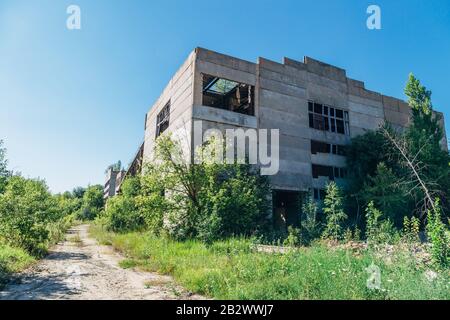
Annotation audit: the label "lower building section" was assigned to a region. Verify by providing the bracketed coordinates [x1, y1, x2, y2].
[272, 190, 302, 230]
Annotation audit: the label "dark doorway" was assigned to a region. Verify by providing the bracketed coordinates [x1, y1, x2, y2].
[273, 190, 301, 230]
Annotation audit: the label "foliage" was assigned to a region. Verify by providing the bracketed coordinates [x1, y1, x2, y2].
[322, 182, 347, 241]
[365, 201, 398, 245]
[346, 74, 450, 225]
[403, 216, 420, 243]
[105, 160, 122, 173]
[361, 163, 409, 226]
[72, 186, 86, 199]
[0, 244, 35, 288]
[102, 177, 145, 233]
[90, 225, 450, 300]
[404, 74, 450, 215]
[0, 176, 73, 256]
[301, 196, 321, 244]
[343, 228, 353, 243]
[119, 135, 271, 242]
[0, 140, 8, 194]
[426, 199, 449, 267]
[77, 185, 104, 220]
[0, 142, 76, 259]
[283, 226, 301, 247]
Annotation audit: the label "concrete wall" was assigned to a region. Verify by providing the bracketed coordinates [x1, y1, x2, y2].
[143, 50, 196, 163]
[142, 47, 448, 193]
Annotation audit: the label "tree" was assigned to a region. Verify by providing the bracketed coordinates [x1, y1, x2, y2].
[105, 160, 122, 173]
[78, 185, 104, 220]
[0, 140, 7, 177]
[138, 134, 270, 241]
[346, 74, 450, 223]
[103, 177, 145, 232]
[426, 199, 449, 267]
[322, 182, 347, 241]
[0, 140, 9, 194]
[361, 163, 410, 226]
[365, 201, 397, 245]
[345, 130, 401, 224]
[301, 195, 321, 243]
[72, 186, 86, 199]
[403, 74, 450, 215]
[0, 176, 60, 255]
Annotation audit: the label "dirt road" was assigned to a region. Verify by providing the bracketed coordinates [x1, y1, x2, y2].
[0, 225, 200, 300]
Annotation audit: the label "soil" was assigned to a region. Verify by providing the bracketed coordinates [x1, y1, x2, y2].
[0, 225, 203, 300]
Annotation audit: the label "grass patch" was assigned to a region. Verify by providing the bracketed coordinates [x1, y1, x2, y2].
[0, 243, 35, 288]
[119, 258, 139, 269]
[144, 278, 171, 288]
[68, 234, 83, 246]
[89, 224, 449, 300]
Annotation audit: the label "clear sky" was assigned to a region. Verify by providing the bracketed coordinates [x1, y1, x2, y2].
[0, 0, 449, 193]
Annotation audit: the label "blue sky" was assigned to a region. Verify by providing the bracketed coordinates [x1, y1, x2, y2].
[0, 0, 449, 193]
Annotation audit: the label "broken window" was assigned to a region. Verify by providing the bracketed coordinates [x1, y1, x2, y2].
[308, 101, 350, 135]
[202, 74, 254, 116]
[311, 140, 330, 154]
[156, 101, 170, 138]
[311, 140, 346, 156]
[308, 101, 329, 131]
[312, 164, 347, 180]
[312, 164, 333, 179]
[313, 188, 326, 200]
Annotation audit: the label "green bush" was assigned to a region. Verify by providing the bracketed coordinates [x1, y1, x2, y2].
[301, 196, 321, 244]
[426, 200, 449, 267]
[112, 135, 271, 243]
[365, 201, 398, 245]
[0, 176, 63, 256]
[92, 227, 450, 300]
[104, 196, 145, 233]
[0, 175, 75, 257]
[76, 185, 104, 220]
[283, 226, 301, 247]
[0, 243, 35, 287]
[322, 182, 347, 241]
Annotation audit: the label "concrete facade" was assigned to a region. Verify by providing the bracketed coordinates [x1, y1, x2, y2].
[142, 48, 447, 215]
[104, 167, 126, 200]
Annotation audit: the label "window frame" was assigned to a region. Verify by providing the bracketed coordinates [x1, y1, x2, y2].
[308, 100, 350, 136]
[156, 101, 171, 138]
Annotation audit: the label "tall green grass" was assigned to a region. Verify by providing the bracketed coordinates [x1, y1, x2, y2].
[0, 244, 35, 288]
[90, 224, 449, 300]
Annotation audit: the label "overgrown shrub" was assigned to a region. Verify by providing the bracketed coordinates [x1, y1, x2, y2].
[365, 201, 398, 245]
[0, 176, 71, 256]
[103, 197, 141, 232]
[76, 185, 104, 220]
[0, 243, 35, 287]
[403, 216, 420, 242]
[301, 196, 321, 244]
[102, 177, 146, 233]
[131, 135, 270, 243]
[322, 182, 347, 241]
[426, 199, 449, 267]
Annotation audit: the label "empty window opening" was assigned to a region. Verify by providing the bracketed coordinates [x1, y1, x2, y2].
[313, 188, 326, 200]
[312, 164, 347, 180]
[202, 74, 255, 116]
[273, 190, 301, 230]
[311, 140, 346, 156]
[156, 101, 170, 138]
[308, 101, 350, 135]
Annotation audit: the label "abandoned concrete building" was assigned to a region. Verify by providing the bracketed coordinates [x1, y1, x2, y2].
[104, 167, 126, 200]
[139, 47, 446, 226]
